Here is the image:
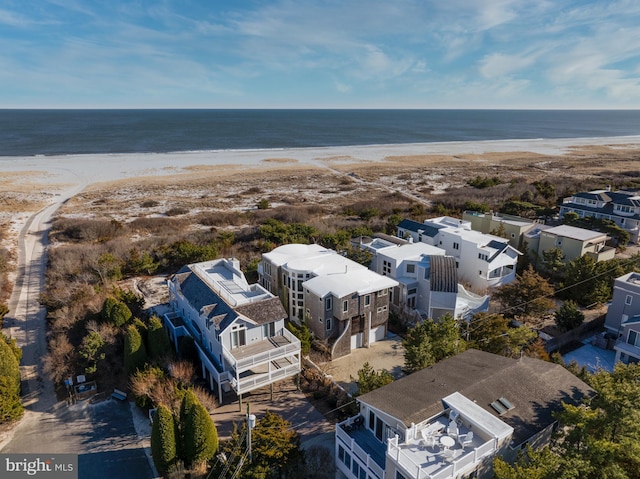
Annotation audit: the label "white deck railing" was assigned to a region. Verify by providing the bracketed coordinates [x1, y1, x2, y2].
[387, 435, 497, 479]
[336, 421, 385, 479]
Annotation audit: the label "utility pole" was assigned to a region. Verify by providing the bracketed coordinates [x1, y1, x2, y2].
[246, 403, 256, 464]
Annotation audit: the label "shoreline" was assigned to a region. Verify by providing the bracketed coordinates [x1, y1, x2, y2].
[1, 135, 639, 189]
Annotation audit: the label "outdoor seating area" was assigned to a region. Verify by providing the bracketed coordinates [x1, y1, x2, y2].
[388, 410, 489, 479]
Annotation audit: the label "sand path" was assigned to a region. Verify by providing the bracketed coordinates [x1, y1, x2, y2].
[0, 179, 87, 450]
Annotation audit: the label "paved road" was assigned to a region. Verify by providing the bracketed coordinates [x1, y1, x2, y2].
[0, 180, 156, 479]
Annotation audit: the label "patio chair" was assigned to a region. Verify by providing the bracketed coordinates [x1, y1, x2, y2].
[420, 428, 436, 448]
[458, 431, 474, 448]
[447, 421, 459, 438]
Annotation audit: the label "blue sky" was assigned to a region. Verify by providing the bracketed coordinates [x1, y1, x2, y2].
[1, 0, 639, 108]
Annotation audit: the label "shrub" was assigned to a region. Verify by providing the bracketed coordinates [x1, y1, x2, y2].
[78, 331, 105, 375]
[124, 325, 148, 376]
[180, 390, 218, 468]
[286, 320, 312, 355]
[0, 335, 23, 423]
[148, 316, 172, 360]
[102, 297, 133, 327]
[151, 404, 178, 475]
[555, 301, 585, 332]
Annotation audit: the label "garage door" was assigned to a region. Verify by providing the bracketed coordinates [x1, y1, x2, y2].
[351, 332, 364, 349]
[371, 326, 386, 344]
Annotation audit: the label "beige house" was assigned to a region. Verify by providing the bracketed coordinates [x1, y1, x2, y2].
[462, 211, 539, 249]
[525, 224, 615, 265]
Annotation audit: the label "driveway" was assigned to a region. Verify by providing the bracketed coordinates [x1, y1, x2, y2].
[320, 335, 406, 394]
[0, 180, 156, 479]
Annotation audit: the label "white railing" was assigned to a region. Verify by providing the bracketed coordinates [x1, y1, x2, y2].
[474, 439, 496, 459]
[222, 328, 301, 372]
[234, 363, 301, 394]
[387, 434, 496, 479]
[336, 422, 384, 479]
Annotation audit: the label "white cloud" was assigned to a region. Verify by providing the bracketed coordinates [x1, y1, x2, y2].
[478, 52, 538, 79]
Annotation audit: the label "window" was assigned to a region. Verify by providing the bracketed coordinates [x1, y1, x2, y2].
[478, 253, 488, 261]
[408, 288, 417, 295]
[325, 297, 332, 311]
[369, 411, 375, 430]
[382, 260, 391, 276]
[626, 295, 633, 306]
[453, 242, 460, 250]
[377, 289, 387, 297]
[364, 295, 371, 306]
[377, 306, 388, 313]
[511, 233, 516, 238]
[629, 330, 639, 347]
[297, 279, 303, 291]
[326, 318, 331, 330]
[406, 264, 415, 274]
[479, 270, 483, 276]
[338, 445, 345, 463]
[343, 300, 349, 312]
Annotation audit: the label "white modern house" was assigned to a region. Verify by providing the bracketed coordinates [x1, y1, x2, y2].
[354, 235, 489, 320]
[397, 217, 521, 292]
[259, 244, 398, 359]
[559, 188, 640, 243]
[164, 258, 301, 402]
[336, 349, 593, 479]
[605, 272, 640, 365]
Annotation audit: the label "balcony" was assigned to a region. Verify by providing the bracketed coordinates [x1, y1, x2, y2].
[336, 417, 385, 479]
[222, 328, 302, 395]
[164, 311, 301, 397]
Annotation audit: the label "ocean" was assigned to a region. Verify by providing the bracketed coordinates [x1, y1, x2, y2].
[0, 109, 639, 157]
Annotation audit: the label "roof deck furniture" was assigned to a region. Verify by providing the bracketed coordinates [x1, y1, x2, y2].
[440, 436, 455, 449]
[446, 421, 459, 438]
[458, 431, 474, 449]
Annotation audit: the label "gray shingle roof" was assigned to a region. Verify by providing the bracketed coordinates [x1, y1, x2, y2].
[358, 349, 593, 446]
[235, 297, 287, 325]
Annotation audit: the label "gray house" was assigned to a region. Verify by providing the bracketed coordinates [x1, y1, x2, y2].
[336, 349, 593, 479]
[605, 271, 640, 365]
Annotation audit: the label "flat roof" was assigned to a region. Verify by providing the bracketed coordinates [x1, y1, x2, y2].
[543, 224, 607, 241]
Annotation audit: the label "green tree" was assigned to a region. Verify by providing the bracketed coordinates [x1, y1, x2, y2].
[496, 363, 640, 479]
[125, 248, 158, 276]
[539, 248, 565, 280]
[150, 404, 178, 475]
[78, 331, 105, 375]
[95, 252, 123, 283]
[124, 325, 147, 376]
[554, 301, 585, 332]
[402, 314, 467, 373]
[494, 266, 555, 319]
[180, 390, 218, 469]
[344, 246, 373, 267]
[466, 313, 537, 358]
[286, 320, 312, 356]
[0, 335, 23, 423]
[250, 411, 304, 478]
[494, 445, 583, 479]
[101, 297, 133, 327]
[563, 211, 579, 224]
[356, 362, 394, 395]
[147, 315, 172, 360]
[561, 256, 628, 307]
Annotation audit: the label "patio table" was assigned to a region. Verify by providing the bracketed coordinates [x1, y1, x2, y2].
[440, 436, 455, 449]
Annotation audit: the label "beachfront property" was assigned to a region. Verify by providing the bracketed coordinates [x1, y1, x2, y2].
[605, 272, 640, 365]
[461, 211, 539, 249]
[164, 258, 301, 402]
[258, 244, 398, 359]
[559, 188, 640, 243]
[397, 217, 521, 292]
[335, 349, 593, 479]
[524, 224, 615, 266]
[353, 234, 489, 321]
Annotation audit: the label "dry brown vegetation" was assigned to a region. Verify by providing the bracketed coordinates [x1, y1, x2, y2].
[30, 144, 640, 402]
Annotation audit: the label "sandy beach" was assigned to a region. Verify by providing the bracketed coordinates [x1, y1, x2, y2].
[2, 135, 640, 256]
